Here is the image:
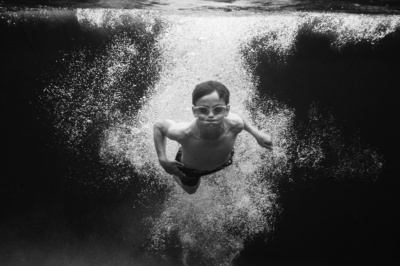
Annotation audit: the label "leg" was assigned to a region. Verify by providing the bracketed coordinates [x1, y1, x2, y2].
[172, 175, 201, 194]
[173, 149, 202, 194]
[181, 178, 201, 194]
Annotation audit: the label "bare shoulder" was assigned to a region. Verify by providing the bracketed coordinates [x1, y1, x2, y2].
[225, 112, 244, 133]
[154, 119, 190, 141]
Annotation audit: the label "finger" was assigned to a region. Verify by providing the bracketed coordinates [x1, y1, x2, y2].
[174, 160, 185, 167]
[264, 143, 273, 150]
[171, 168, 185, 178]
[168, 167, 182, 177]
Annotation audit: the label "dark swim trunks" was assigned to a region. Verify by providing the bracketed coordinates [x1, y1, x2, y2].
[175, 147, 234, 187]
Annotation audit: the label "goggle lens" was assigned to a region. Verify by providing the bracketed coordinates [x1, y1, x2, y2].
[213, 106, 225, 114]
[198, 107, 210, 115]
[195, 105, 227, 115]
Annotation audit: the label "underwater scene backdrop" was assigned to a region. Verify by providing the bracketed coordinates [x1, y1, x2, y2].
[1, 1, 400, 265]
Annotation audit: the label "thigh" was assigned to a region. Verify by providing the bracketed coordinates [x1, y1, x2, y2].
[181, 177, 201, 194]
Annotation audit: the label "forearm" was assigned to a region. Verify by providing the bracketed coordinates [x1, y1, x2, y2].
[153, 123, 168, 161]
[241, 114, 262, 138]
[237, 113, 272, 149]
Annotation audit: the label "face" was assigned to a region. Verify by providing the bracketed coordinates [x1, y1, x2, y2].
[192, 91, 230, 125]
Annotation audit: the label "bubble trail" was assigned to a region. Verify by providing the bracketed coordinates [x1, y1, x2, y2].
[99, 12, 296, 265]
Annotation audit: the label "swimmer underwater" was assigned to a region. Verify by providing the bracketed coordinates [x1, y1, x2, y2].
[153, 81, 273, 194]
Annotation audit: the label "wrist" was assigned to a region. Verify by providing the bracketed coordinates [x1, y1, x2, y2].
[158, 157, 168, 163]
[251, 129, 261, 139]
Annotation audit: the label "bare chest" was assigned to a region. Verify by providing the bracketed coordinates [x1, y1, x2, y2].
[180, 133, 237, 170]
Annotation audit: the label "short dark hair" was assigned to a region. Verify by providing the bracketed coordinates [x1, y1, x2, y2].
[192, 81, 230, 105]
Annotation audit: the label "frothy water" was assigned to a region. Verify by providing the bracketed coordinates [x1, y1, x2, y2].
[38, 9, 392, 264]
[96, 12, 294, 264]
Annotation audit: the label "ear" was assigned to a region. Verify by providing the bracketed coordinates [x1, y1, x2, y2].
[225, 105, 230, 116]
[192, 106, 198, 117]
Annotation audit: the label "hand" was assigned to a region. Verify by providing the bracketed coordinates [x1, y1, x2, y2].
[256, 132, 273, 150]
[159, 158, 185, 178]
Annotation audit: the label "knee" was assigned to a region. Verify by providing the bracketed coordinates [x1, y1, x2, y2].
[184, 186, 198, 194]
[183, 181, 200, 194]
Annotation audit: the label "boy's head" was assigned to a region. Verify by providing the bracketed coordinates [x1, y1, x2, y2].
[192, 81, 230, 106]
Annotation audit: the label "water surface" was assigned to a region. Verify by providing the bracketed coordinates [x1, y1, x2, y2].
[1, 3, 399, 266]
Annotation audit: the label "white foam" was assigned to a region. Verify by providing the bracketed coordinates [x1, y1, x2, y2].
[98, 13, 295, 264]
[42, 10, 390, 264]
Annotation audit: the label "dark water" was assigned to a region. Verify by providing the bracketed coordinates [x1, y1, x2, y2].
[0, 10, 167, 265]
[240, 17, 400, 264]
[1, 3, 400, 266]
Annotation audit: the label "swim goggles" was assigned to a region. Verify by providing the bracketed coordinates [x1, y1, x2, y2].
[193, 105, 229, 116]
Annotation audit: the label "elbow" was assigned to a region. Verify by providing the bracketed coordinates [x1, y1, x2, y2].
[153, 122, 163, 139]
[153, 121, 163, 132]
[153, 121, 161, 128]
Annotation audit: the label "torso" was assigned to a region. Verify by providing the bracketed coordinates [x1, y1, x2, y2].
[174, 113, 243, 171]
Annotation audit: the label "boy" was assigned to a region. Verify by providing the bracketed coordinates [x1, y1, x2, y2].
[153, 81, 273, 194]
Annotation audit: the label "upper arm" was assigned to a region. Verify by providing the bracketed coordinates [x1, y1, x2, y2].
[227, 112, 245, 134]
[229, 112, 261, 138]
[154, 120, 186, 141]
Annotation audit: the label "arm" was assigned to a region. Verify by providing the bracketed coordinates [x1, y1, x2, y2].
[153, 120, 185, 177]
[153, 120, 171, 162]
[235, 113, 273, 150]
